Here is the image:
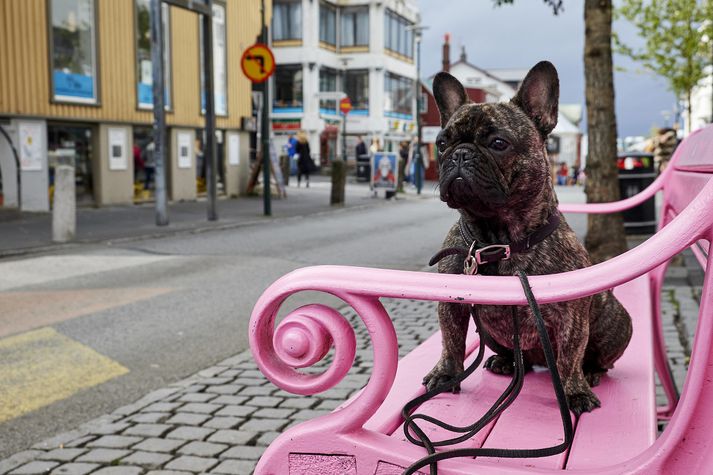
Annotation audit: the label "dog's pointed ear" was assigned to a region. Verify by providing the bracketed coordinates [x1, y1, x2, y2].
[433, 72, 468, 128]
[512, 61, 559, 137]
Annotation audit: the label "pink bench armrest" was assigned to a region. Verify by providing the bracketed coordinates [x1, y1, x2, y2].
[558, 167, 665, 214]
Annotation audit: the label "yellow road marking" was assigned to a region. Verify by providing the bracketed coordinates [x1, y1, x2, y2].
[0, 327, 128, 423]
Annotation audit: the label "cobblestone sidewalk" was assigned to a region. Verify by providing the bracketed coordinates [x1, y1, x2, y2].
[0, 266, 699, 475]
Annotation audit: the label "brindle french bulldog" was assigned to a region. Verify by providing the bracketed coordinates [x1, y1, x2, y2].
[423, 61, 632, 414]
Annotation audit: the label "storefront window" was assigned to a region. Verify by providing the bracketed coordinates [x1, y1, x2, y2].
[340, 6, 369, 47]
[273, 65, 303, 112]
[199, 2, 228, 116]
[49, 0, 98, 103]
[319, 2, 336, 47]
[273, 0, 302, 41]
[135, 0, 172, 109]
[384, 72, 413, 118]
[319, 68, 338, 114]
[345, 70, 369, 113]
[384, 9, 413, 58]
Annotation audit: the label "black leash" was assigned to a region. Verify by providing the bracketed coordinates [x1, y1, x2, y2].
[400, 271, 573, 475]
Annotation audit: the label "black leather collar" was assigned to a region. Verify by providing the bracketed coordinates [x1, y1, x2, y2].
[429, 211, 561, 274]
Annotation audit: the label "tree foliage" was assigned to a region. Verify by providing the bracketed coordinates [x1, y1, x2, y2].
[493, 0, 564, 15]
[615, 0, 713, 129]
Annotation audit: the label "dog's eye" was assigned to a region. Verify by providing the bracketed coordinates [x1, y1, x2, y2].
[489, 138, 509, 151]
[436, 139, 447, 151]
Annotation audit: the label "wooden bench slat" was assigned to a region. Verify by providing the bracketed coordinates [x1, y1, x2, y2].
[565, 276, 656, 469]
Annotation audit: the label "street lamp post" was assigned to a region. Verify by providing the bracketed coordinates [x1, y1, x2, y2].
[408, 25, 428, 195]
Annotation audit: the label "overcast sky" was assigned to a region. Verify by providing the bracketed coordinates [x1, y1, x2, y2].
[417, 0, 678, 138]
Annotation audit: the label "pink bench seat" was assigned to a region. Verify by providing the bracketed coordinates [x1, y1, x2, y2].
[355, 275, 655, 473]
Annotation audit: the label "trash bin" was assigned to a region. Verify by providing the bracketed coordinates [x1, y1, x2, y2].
[618, 152, 657, 235]
[356, 154, 371, 182]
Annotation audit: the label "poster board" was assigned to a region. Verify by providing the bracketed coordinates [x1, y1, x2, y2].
[19, 122, 44, 171]
[177, 132, 192, 169]
[371, 152, 398, 191]
[228, 134, 240, 165]
[107, 127, 128, 171]
[270, 141, 286, 197]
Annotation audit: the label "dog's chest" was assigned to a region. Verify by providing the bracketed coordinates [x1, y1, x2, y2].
[477, 304, 550, 351]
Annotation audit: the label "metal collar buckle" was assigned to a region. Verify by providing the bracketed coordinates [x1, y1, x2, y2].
[475, 244, 511, 265]
[464, 243, 512, 276]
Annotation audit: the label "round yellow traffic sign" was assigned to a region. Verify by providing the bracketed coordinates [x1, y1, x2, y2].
[241, 44, 275, 84]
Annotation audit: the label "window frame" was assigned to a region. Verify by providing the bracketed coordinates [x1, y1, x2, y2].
[344, 69, 369, 113]
[273, 64, 304, 112]
[273, 0, 302, 42]
[47, 0, 101, 106]
[199, 1, 229, 117]
[384, 71, 414, 118]
[319, 1, 337, 47]
[384, 9, 414, 60]
[339, 5, 369, 48]
[133, 0, 173, 111]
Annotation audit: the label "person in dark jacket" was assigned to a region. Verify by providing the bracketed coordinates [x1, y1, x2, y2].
[295, 131, 312, 188]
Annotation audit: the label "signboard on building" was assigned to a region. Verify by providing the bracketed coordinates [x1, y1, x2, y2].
[272, 119, 301, 132]
[177, 132, 192, 169]
[421, 126, 441, 144]
[108, 127, 128, 171]
[19, 122, 43, 171]
[371, 152, 398, 191]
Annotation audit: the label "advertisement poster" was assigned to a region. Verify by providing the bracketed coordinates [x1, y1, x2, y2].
[19, 122, 44, 171]
[177, 132, 192, 169]
[371, 152, 398, 191]
[228, 134, 240, 165]
[108, 128, 128, 171]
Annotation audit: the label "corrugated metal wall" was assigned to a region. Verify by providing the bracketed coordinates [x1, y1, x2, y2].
[0, 0, 265, 129]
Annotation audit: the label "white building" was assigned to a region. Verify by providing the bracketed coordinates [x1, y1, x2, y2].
[686, 65, 713, 134]
[270, 0, 420, 165]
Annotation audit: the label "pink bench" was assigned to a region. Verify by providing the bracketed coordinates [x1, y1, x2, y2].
[250, 125, 713, 474]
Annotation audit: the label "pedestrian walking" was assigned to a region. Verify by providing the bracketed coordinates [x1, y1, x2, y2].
[652, 127, 678, 174]
[142, 141, 155, 190]
[295, 131, 313, 188]
[369, 137, 382, 155]
[397, 140, 409, 192]
[355, 135, 367, 159]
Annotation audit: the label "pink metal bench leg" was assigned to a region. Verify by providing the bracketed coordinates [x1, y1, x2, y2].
[650, 263, 679, 419]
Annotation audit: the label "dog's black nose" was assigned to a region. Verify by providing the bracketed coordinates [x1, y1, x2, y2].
[453, 148, 471, 165]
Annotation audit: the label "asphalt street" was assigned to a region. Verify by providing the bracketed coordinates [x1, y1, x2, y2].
[0, 184, 588, 459]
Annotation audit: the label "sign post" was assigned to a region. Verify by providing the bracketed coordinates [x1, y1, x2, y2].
[242, 35, 275, 216]
[331, 97, 351, 206]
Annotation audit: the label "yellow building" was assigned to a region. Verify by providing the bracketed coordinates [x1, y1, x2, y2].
[0, 0, 266, 210]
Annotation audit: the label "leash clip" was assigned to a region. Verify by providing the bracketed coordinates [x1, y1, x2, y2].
[464, 241, 479, 275]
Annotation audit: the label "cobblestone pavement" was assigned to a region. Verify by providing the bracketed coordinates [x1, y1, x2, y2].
[0, 258, 700, 475]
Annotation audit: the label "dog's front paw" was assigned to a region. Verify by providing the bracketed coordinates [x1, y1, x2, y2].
[567, 389, 601, 415]
[423, 358, 462, 393]
[484, 354, 514, 375]
[584, 368, 607, 387]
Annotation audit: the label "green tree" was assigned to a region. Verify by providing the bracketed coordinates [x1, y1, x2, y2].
[494, 0, 627, 263]
[616, 0, 713, 132]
